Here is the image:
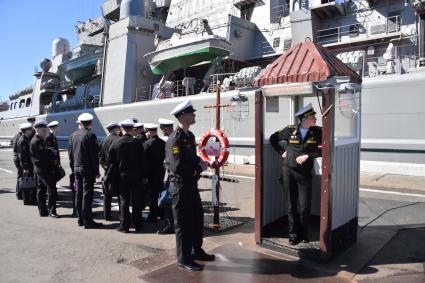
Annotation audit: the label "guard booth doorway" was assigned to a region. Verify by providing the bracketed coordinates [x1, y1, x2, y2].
[253, 42, 363, 260]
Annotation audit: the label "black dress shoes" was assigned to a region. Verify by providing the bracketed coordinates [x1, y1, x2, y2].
[192, 250, 215, 261]
[177, 261, 203, 271]
[116, 227, 129, 233]
[48, 212, 60, 218]
[157, 226, 174, 235]
[84, 220, 103, 229]
[289, 236, 301, 246]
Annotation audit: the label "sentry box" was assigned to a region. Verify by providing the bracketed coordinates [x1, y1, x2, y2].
[254, 42, 362, 261]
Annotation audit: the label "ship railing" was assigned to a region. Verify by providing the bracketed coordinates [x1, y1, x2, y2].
[316, 15, 401, 45]
[208, 72, 238, 92]
[270, 3, 290, 23]
[331, 43, 422, 78]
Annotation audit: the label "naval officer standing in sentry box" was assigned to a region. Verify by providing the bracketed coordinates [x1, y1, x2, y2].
[270, 103, 322, 246]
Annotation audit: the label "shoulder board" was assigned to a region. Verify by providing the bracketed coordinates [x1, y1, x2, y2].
[288, 125, 296, 128]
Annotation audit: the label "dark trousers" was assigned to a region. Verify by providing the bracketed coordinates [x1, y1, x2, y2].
[163, 205, 174, 231]
[74, 169, 95, 223]
[69, 173, 76, 215]
[171, 182, 204, 264]
[148, 179, 163, 219]
[36, 171, 57, 215]
[118, 179, 143, 230]
[282, 166, 312, 239]
[14, 159, 22, 199]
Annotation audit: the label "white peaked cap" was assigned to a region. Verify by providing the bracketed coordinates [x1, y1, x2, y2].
[105, 122, 119, 130]
[34, 120, 48, 128]
[77, 113, 94, 122]
[158, 118, 175, 126]
[144, 123, 158, 130]
[19, 122, 33, 130]
[134, 122, 144, 128]
[170, 100, 196, 116]
[119, 118, 135, 127]
[295, 103, 316, 118]
[47, 121, 59, 128]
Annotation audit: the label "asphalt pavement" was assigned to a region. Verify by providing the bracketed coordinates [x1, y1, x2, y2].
[0, 148, 424, 283]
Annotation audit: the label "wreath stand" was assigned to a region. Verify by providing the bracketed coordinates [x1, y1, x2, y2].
[201, 84, 244, 232]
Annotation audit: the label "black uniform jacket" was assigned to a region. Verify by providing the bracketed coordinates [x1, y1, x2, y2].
[17, 135, 33, 172]
[45, 132, 60, 163]
[68, 128, 100, 176]
[107, 134, 146, 183]
[30, 134, 54, 173]
[143, 135, 166, 182]
[270, 125, 322, 173]
[165, 127, 202, 184]
[11, 132, 22, 163]
[99, 133, 119, 170]
[135, 134, 147, 143]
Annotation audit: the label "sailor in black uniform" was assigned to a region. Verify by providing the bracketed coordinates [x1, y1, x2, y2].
[166, 100, 214, 271]
[143, 123, 166, 222]
[45, 121, 62, 201]
[68, 113, 102, 228]
[157, 118, 175, 234]
[30, 120, 59, 217]
[16, 122, 36, 205]
[133, 122, 147, 143]
[107, 119, 147, 233]
[12, 117, 35, 200]
[99, 122, 120, 220]
[269, 104, 322, 245]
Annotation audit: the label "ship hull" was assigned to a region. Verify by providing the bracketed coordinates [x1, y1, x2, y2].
[1, 71, 424, 171]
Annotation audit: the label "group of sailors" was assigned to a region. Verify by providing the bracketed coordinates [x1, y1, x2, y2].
[11, 99, 215, 271]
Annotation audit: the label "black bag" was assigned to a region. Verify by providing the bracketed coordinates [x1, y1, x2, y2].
[19, 176, 36, 190]
[55, 166, 66, 182]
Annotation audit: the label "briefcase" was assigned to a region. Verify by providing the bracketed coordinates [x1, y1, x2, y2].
[55, 166, 66, 182]
[19, 176, 36, 190]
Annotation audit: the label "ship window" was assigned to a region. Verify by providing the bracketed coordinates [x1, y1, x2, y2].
[387, 11, 401, 33]
[317, 27, 339, 44]
[283, 39, 292, 50]
[26, 98, 32, 107]
[9, 104, 12, 110]
[240, 3, 255, 21]
[271, 0, 289, 23]
[273, 37, 280, 48]
[14, 102, 17, 109]
[19, 99, 25, 108]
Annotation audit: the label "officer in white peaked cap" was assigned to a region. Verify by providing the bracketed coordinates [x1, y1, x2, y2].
[69, 112, 102, 228]
[108, 116, 147, 233]
[269, 103, 322, 246]
[99, 122, 120, 220]
[165, 99, 213, 270]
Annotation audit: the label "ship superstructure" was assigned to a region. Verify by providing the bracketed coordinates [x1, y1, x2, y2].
[0, 0, 424, 172]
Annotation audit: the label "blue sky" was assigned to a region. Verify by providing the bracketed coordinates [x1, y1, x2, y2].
[0, 0, 105, 101]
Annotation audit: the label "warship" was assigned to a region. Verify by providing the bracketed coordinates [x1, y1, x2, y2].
[0, 0, 424, 174]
